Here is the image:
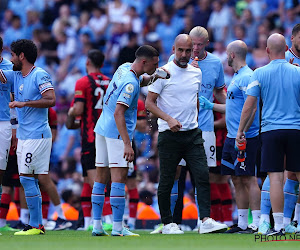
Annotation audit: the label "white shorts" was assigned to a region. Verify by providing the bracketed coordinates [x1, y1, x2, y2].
[95, 133, 133, 169]
[178, 131, 216, 167]
[17, 138, 52, 174]
[0, 121, 12, 171]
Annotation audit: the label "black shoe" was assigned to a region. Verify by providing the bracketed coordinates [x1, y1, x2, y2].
[54, 217, 73, 231]
[266, 228, 285, 236]
[224, 225, 245, 233]
[39, 224, 45, 234]
[238, 224, 258, 234]
[12, 221, 26, 230]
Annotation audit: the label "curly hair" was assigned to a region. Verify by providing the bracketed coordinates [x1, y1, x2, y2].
[10, 39, 38, 64]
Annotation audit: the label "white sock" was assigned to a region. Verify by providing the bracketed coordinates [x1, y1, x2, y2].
[252, 210, 261, 227]
[273, 212, 284, 231]
[20, 208, 29, 225]
[84, 217, 92, 230]
[283, 217, 291, 227]
[293, 203, 300, 222]
[113, 221, 123, 232]
[197, 218, 201, 227]
[55, 204, 65, 219]
[93, 220, 102, 231]
[260, 213, 270, 224]
[0, 218, 6, 227]
[42, 218, 48, 225]
[238, 209, 248, 230]
[103, 214, 113, 224]
[127, 217, 136, 226]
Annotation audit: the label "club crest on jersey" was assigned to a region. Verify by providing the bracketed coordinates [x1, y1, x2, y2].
[125, 84, 134, 93]
[19, 84, 23, 91]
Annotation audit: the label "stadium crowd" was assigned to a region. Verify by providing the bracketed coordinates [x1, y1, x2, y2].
[0, 0, 300, 235]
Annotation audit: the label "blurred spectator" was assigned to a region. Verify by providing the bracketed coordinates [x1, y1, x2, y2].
[193, 0, 212, 28]
[0, 9, 13, 33]
[252, 34, 270, 69]
[116, 32, 139, 69]
[208, 0, 231, 43]
[155, 11, 181, 61]
[123, 6, 143, 35]
[88, 7, 108, 44]
[52, 4, 78, 39]
[24, 10, 42, 39]
[107, 0, 128, 24]
[78, 11, 95, 43]
[3, 15, 24, 51]
[181, 16, 194, 35]
[212, 41, 227, 66]
[239, 8, 259, 48]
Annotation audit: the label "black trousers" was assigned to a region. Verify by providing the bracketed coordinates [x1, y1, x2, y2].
[157, 128, 210, 224]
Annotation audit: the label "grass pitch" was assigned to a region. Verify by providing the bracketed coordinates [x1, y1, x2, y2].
[0, 230, 299, 250]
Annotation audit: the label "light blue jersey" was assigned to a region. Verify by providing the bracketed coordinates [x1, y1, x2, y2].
[94, 63, 142, 140]
[285, 48, 300, 65]
[0, 58, 13, 121]
[169, 52, 225, 131]
[226, 65, 259, 138]
[0, 66, 54, 139]
[246, 59, 300, 132]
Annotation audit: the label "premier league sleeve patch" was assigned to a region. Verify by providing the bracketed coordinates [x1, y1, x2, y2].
[125, 84, 134, 93]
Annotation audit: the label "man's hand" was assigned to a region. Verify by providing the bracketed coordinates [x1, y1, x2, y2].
[167, 117, 182, 132]
[11, 129, 17, 151]
[236, 131, 246, 147]
[199, 96, 214, 110]
[9, 101, 25, 108]
[124, 143, 134, 162]
[191, 59, 199, 68]
[68, 107, 75, 116]
[289, 58, 300, 67]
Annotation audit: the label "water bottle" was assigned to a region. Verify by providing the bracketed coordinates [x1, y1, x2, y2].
[236, 141, 246, 171]
[156, 68, 170, 79]
[10, 108, 19, 129]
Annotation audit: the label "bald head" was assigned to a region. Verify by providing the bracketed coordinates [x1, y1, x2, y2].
[173, 34, 192, 67]
[267, 33, 287, 55]
[174, 34, 192, 48]
[227, 40, 248, 60]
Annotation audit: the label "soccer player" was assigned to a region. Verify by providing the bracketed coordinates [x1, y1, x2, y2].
[146, 34, 227, 234]
[258, 24, 300, 234]
[92, 45, 161, 236]
[0, 36, 16, 235]
[66, 49, 110, 231]
[163, 26, 228, 232]
[236, 33, 300, 235]
[0, 39, 56, 235]
[199, 40, 261, 233]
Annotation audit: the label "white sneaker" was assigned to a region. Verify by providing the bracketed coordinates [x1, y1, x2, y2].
[199, 218, 228, 234]
[150, 224, 163, 234]
[162, 223, 184, 234]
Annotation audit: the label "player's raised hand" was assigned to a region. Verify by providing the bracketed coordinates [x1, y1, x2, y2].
[199, 96, 214, 110]
[289, 57, 300, 67]
[9, 101, 25, 108]
[124, 143, 134, 162]
[167, 117, 182, 132]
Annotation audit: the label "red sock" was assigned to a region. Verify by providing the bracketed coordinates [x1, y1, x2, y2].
[0, 193, 11, 220]
[210, 183, 222, 221]
[14, 187, 20, 217]
[217, 183, 233, 222]
[102, 187, 112, 216]
[128, 188, 139, 219]
[81, 183, 92, 218]
[41, 191, 50, 220]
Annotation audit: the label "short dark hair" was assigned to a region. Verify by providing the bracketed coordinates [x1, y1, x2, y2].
[10, 39, 38, 64]
[0, 37, 3, 50]
[292, 24, 300, 36]
[135, 45, 159, 59]
[87, 49, 105, 68]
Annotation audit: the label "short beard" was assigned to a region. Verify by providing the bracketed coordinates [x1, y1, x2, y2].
[13, 62, 22, 71]
[175, 58, 188, 67]
[294, 44, 300, 54]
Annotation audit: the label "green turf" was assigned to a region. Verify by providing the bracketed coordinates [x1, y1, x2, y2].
[0, 230, 299, 250]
